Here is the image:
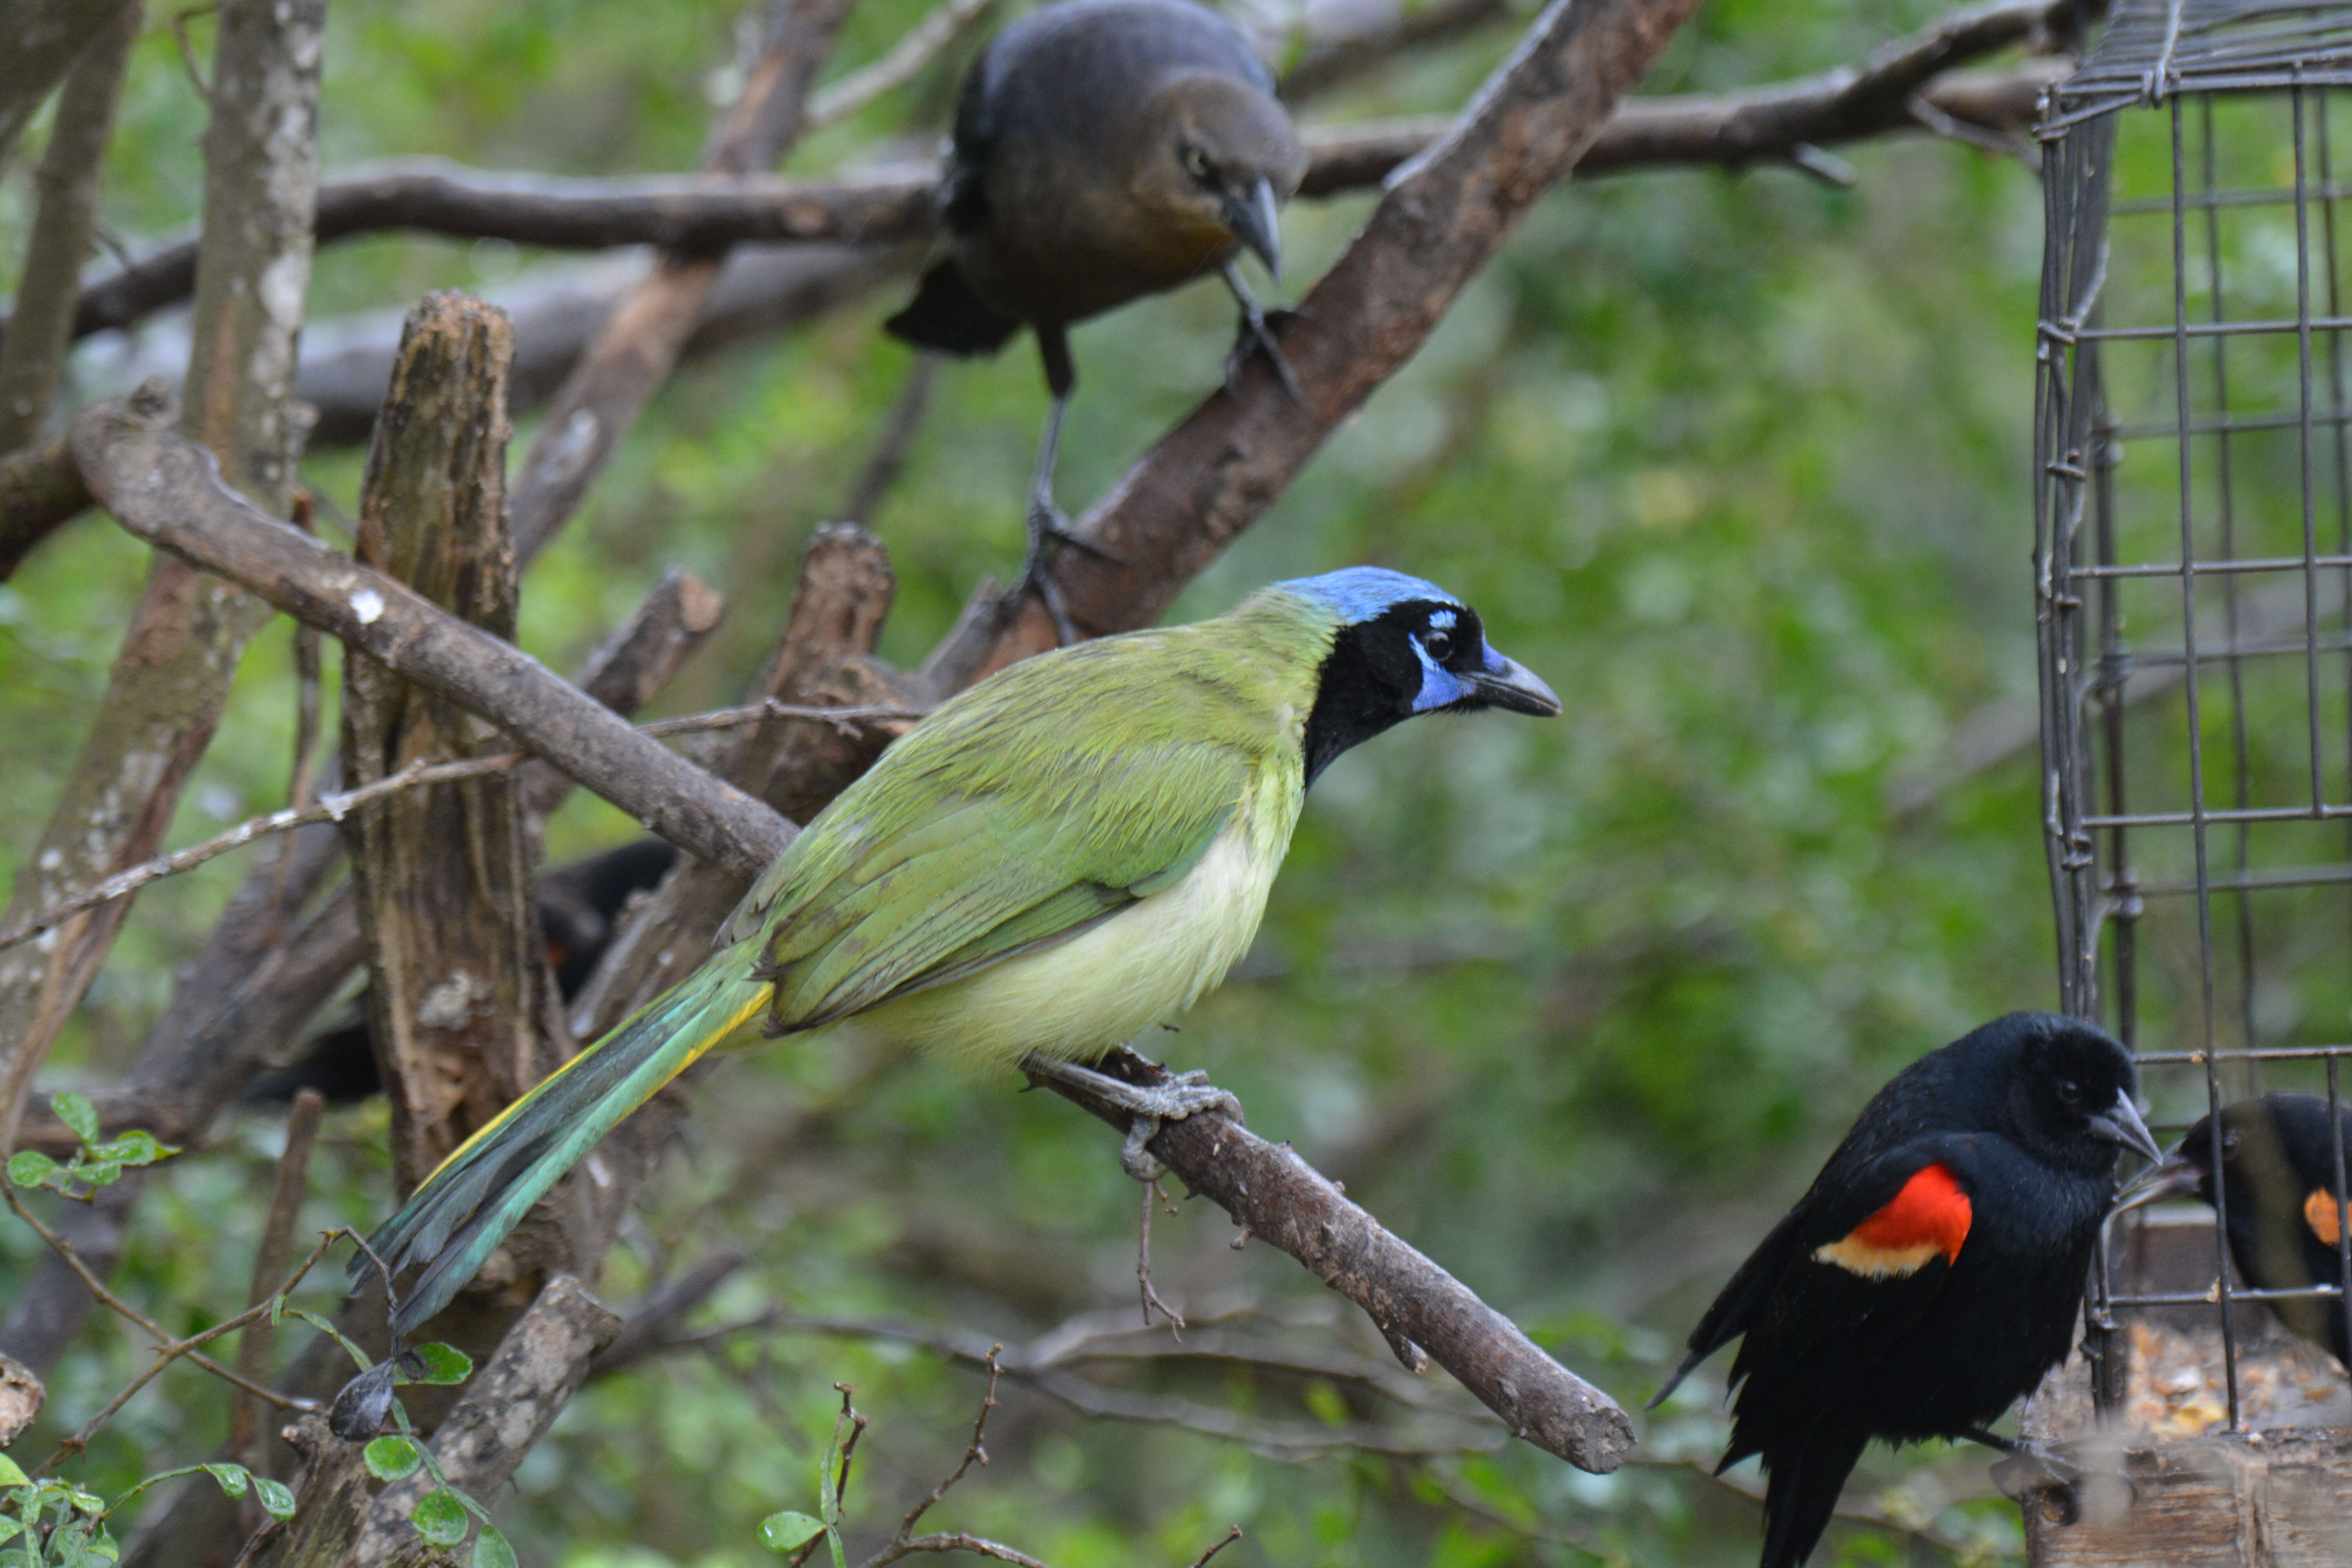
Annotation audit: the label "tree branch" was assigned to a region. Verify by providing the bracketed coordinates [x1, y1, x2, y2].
[0, 0, 139, 171]
[0, 0, 139, 455]
[43, 39, 2059, 366]
[0, 0, 323, 1158]
[1029, 1047, 1634, 1474]
[67, 383, 794, 880]
[0, 435, 91, 578]
[506, 0, 858, 563]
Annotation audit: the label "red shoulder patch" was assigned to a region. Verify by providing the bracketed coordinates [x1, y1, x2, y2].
[1812, 1162, 1972, 1280]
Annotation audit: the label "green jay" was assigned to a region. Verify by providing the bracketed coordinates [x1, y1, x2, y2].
[364, 568, 1559, 1335]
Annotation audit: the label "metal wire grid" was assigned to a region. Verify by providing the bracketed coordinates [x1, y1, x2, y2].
[2051, 0, 2352, 131]
[2036, 9, 2352, 1426]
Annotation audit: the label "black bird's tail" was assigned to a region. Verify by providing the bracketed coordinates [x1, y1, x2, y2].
[884, 261, 1021, 356]
[1755, 1431, 1869, 1568]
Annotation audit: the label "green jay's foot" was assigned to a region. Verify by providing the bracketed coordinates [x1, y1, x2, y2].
[1030, 1058, 1243, 1180]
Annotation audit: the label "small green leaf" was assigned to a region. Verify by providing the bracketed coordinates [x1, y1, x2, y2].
[410, 1488, 468, 1547]
[362, 1437, 421, 1482]
[89, 1133, 169, 1167]
[5, 1151, 59, 1190]
[759, 1511, 827, 1552]
[253, 1478, 296, 1521]
[51, 1093, 98, 1146]
[0, 1452, 29, 1485]
[200, 1464, 249, 1500]
[471, 1524, 518, 1568]
[400, 1343, 471, 1386]
[78, 1160, 123, 1189]
[0, 1516, 21, 1543]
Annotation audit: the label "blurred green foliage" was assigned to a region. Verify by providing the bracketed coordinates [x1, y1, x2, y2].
[0, 0, 2210, 1563]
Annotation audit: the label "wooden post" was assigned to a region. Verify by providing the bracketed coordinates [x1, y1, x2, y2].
[339, 292, 541, 1197]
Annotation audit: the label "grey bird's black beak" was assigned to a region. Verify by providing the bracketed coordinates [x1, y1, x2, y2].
[2087, 1088, 2164, 1165]
[1224, 177, 1283, 281]
[1467, 654, 1563, 717]
[2113, 1149, 2203, 1214]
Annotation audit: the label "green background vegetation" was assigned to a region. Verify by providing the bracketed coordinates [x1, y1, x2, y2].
[8, 0, 2300, 1562]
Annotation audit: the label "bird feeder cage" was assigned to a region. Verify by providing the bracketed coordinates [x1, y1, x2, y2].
[2032, 0, 2352, 1560]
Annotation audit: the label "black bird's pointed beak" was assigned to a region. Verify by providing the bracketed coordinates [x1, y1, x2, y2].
[2087, 1087, 2164, 1165]
[2113, 1149, 2203, 1214]
[1467, 653, 1562, 717]
[1224, 177, 1283, 281]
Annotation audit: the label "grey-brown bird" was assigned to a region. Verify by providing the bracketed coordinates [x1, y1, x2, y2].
[885, 0, 1307, 640]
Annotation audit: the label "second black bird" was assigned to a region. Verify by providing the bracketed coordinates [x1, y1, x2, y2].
[1655, 1012, 2160, 1568]
[2124, 1092, 2352, 1371]
[886, 0, 1307, 640]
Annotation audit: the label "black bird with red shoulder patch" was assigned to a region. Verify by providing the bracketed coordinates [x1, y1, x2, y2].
[2123, 1093, 2352, 1370]
[1653, 1012, 2160, 1568]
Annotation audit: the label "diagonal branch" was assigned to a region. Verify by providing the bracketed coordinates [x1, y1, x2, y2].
[66, 383, 794, 880]
[1031, 1047, 1635, 1474]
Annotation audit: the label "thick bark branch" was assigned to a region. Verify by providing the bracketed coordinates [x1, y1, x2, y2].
[0, 0, 139, 455]
[507, 0, 857, 563]
[339, 294, 542, 1193]
[0, 436, 91, 578]
[0, 0, 323, 1156]
[68, 385, 793, 880]
[1033, 1047, 1635, 1474]
[924, 0, 1711, 687]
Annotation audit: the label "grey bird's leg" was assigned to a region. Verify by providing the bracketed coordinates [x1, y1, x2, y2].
[1020, 325, 1123, 646]
[1221, 261, 1303, 405]
[1025, 1054, 1243, 1181]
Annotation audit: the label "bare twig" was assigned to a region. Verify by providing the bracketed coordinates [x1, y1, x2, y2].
[0, 0, 140, 455]
[0, 1185, 335, 1463]
[0, 701, 919, 961]
[841, 352, 942, 527]
[1279, 0, 1510, 101]
[228, 1087, 324, 1467]
[805, 0, 999, 130]
[1183, 1527, 1243, 1568]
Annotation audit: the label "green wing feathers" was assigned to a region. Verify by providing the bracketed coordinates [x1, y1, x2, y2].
[363, 607, 1321, 1334]
[363, 940, 769, 1336]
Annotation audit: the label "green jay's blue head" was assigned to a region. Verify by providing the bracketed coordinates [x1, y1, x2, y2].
[1278, 566, 1562, 785]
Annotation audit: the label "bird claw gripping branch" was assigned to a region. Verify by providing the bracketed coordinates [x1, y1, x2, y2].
[1025, 1057, 1245, 1181]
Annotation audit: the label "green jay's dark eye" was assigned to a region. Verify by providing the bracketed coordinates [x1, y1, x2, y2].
[1424, 631, 1452, 661]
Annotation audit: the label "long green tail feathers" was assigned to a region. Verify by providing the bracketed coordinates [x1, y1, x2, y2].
[358, 941, 769, 1337]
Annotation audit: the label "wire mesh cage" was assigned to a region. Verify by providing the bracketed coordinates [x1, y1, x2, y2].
[2036, 0, 2352, 1443]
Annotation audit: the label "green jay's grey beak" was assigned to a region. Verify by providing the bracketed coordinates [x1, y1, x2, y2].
[2113, 1148, 2203, 1214]
[2087, 1088, 2164, 1166]
[1224, 177, 1283, 281]
[1468, 653, 1563, 717]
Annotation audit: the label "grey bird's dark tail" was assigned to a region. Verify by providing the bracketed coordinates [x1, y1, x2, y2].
[884, 261, 1021, 356]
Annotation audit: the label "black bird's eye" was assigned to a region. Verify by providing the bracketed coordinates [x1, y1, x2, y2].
[1181, 143, 1214, 182]
[1423, 630, 1453, 662]
[2059, 1079, 2082, 1103]
[2223, 1134, 2240, 1156]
